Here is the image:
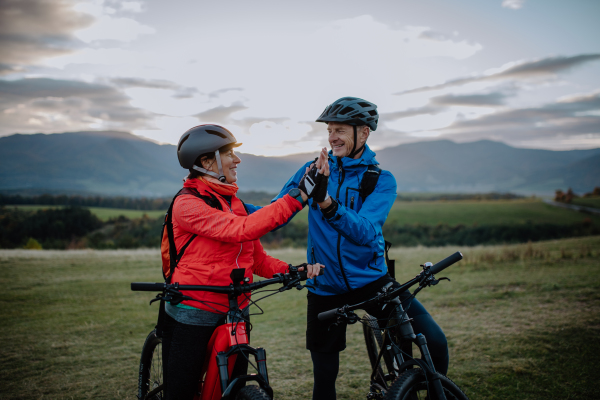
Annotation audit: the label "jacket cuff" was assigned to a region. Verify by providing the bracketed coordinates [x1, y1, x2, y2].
[321, 198, 339, 219]
[283, 194, 304, 212]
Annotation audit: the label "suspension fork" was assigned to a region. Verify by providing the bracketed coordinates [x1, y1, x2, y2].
[388, 300, 448, 400]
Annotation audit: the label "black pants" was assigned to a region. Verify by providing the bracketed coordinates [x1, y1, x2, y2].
[307, 275, 449, 400]
[161, 314, 249, 400]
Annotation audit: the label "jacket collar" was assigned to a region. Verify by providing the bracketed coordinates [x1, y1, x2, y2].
[329, 144, 378, 169]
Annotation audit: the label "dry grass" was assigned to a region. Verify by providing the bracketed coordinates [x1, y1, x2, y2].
[1, 237, 599, 399]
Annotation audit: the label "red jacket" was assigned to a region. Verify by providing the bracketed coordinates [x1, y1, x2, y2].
[171, 178, 302, 313]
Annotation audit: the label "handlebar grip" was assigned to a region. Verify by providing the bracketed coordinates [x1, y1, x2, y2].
[297, 267, 325, 281]
[430, 252, 463, 275]
[318, 308, 338, 321]
[131, 282, 165, 291]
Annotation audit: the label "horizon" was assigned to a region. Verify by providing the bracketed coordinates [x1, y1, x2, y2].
[1, 0, 599, 156]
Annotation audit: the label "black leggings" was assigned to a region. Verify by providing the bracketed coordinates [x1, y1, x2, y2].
[161, 314, 248, 400]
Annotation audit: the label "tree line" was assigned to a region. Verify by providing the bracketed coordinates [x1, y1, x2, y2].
[2, 205, 598, 250]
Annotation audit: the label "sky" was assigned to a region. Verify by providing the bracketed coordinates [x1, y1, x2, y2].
[1, 0, 599, 156]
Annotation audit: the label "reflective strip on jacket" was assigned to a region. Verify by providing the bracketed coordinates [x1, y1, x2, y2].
[171, 178, 303, 312]
[269, 144, 397, 296]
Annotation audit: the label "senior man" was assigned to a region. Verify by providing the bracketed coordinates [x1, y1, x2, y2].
[264, 97, 449, 399]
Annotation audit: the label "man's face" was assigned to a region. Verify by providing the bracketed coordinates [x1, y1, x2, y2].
[327, 122, 368, 158]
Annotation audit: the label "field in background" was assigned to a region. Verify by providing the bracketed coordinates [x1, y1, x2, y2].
[1, 237, 598, 399]
[387, 198, 600, 225]
[571, 197, 600, 209]
[4, 204, 165, 221]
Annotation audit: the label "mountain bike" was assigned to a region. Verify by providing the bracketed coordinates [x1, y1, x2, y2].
[132, 265, 320, 400]
[318, 252, 468, 400]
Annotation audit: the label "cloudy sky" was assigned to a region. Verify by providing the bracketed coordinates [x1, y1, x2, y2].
[1, 0, 599, 155]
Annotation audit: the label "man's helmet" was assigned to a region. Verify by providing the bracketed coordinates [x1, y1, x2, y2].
[316, 97, 378, 131]
[177, 124, 241, 182]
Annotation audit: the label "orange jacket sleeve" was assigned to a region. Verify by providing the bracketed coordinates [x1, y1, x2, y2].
[250, 238, 289, 278]
[173, 194, 302, 243]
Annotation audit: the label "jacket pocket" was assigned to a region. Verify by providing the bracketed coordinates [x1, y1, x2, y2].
[366, 251, 382, 272]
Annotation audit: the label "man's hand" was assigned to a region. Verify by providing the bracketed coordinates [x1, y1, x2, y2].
[314, 147, 333, 208]
[296, 263, 325, 279]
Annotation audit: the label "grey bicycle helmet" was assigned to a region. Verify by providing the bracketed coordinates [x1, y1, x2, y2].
[316, 97, 378, 158]
[177, 124, 241, 182]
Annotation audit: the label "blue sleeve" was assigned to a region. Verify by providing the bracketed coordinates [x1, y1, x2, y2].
[246, 161, 311, 227]
[244, 203, 262, 215]
[324, 171, 397, 246]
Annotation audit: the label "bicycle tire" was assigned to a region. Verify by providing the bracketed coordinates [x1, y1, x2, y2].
[363, 313, 396, 388]
[235, 385, 272, 400]
[383, 369, 468, 400]
[138, 329, 164, 400]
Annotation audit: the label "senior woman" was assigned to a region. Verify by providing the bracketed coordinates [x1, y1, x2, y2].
[163, 124, 322, 400]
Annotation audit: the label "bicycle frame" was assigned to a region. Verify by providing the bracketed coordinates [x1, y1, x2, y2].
[319, 252, 463, 400]
[197, 299, 272, 399]
[370, 299, 448, 400]
[133, 266, 317, 400]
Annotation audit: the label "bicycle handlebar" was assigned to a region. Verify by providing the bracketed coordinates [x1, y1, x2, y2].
[317, 252, 462, 321]
[131, 268, 323, 294]
[430, 251, 463, 274]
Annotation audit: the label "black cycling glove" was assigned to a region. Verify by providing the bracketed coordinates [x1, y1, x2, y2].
[298, 165, 330, 203]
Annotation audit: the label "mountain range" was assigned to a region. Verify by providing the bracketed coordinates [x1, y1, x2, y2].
[1, 130, 598, 197]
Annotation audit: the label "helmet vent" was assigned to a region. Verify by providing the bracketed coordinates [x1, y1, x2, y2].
[178, 134, 190, 151]
[368, 110, 377, 116]
[358, 102, 372, 108]
[206, 129, 228, 139]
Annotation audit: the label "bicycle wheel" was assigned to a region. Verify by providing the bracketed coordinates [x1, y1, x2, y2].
[363, 313, 396, 387]
[138, 329, 163, 400]
[383, 369, 468, 400]
[235, 385, 272, 400]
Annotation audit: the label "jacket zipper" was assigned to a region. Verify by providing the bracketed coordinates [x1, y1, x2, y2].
[350, 196, 354, 209]
[335, 159, 351, 292]
[222, 194, 243, 269]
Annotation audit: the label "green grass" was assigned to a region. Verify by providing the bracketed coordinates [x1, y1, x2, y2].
[386, 198, 600, 226]
[1, 237, 599, 399]
[571, 197, 600, 209]
[284, 199, 600, 227]
[4, 204, 165, 221]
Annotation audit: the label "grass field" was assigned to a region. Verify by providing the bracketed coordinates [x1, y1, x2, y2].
[275, 198, 600, 227]
[571, 197, 600, 209]
[386, 198, 600, 226]
[1, 237, 598, 399]
[4, 204, 165, 221]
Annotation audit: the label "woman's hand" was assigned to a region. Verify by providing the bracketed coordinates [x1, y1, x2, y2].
[297, 263, 325, 279]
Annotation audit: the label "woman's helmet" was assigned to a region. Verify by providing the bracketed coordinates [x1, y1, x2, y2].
[177, 124, 241, 182]
[316, 97, 378, 158]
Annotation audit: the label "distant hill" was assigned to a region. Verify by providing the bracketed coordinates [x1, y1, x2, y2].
[0, 131, 598, 196]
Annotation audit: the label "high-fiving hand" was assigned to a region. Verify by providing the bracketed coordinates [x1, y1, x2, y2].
[298, 147, 330, 203]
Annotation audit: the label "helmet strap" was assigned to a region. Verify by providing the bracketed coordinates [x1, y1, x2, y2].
[348, 125, 365, 158]
[191, 149, 227, 182]
[214, 149, 227, 182]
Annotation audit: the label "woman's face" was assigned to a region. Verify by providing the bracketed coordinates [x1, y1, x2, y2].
[203, 148, 241, 183]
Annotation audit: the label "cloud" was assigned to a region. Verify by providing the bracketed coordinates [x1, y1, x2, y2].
[436, 89, 600, 146]
[0, 78, 152, 136]
[193, 102, 249, 123]
[110, 77, 199, 98]
[502, 0, 525, 9]
[430, 92, 509, 107]
[209, 88, 244, 99]
[0, 0, 92, 68]
[397, 54, 600, 95]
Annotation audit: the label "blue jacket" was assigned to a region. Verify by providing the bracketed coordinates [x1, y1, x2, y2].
[269, 145, 397, 296]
